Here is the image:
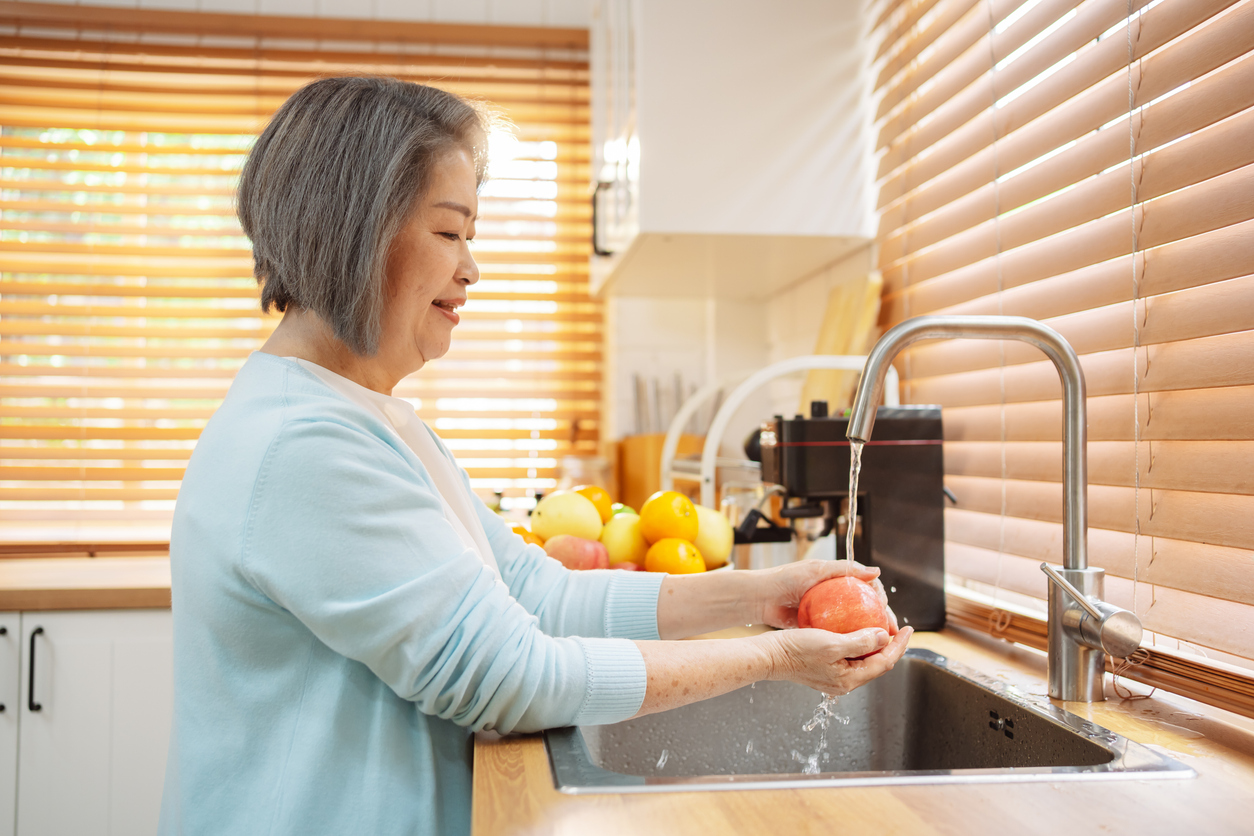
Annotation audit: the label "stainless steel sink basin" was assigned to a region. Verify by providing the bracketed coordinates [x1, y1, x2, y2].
[544, 649, 1193, 793]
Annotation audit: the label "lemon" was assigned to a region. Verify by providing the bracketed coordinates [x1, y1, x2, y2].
[644, 538, 706, 574]
[692, 504, 734, 569]
[599, 513, 649, 566]
[531, 491, 604, 541]
[638, 490, 698, 544]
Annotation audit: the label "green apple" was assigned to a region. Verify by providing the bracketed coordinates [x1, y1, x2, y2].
[610, 502, 637, 516]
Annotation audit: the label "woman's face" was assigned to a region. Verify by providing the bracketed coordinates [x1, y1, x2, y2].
[376, 145, 480, 379]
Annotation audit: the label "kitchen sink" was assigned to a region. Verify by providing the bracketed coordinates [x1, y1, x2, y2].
[544, 649, 1193, 793]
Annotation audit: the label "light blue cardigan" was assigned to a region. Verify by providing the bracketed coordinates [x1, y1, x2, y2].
[159, 352, 662, 835]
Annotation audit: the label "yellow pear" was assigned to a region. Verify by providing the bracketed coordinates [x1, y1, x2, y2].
[599, 514, 649, 567]
[531, 490, 604, 541]
[692, 504, 734, 569]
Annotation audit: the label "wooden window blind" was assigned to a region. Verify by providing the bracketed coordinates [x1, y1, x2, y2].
[0, 4, 596, 544]
[870, 0, 1254, 694]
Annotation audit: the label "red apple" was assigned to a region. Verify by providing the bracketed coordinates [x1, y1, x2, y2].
[544, 534, 610, 570]
[798, 576, 896, 636]
[609, 561, 641, 571]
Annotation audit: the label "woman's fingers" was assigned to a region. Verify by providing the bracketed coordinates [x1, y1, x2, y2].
[819, 560, 880, 581]
[773, 624, 914, 694]
[846, 628, 913, 683]
[834, 627, 891, 659]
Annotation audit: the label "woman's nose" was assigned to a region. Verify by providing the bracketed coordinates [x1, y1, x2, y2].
[459, 249, 480, 286]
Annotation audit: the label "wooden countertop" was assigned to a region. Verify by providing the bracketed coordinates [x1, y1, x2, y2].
[472, 629, 1254, 835]
[0, 557, 171, 610]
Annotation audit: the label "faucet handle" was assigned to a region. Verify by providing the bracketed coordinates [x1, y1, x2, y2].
[1040, 563, 1144, 658]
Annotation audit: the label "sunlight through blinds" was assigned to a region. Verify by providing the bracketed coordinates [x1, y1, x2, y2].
[0, 5, 596, 544]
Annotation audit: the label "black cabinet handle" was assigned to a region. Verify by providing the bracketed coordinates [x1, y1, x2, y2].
[0, 625, 5, 712]
[28, 626, 43, 712]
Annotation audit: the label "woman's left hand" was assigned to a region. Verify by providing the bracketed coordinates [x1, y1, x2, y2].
[753, 560, 887, 629]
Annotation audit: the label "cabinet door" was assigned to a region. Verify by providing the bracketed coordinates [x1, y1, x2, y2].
[0, 613, 18, 836]
[17, 610, 173, 836]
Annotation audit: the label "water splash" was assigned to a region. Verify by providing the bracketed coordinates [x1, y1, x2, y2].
[655, 749, 669, 770]
[846, 441, 864, 562]
[795, 693, 845, 774]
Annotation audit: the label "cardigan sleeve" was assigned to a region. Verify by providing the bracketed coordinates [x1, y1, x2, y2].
[430, 428, 664, 642]
[237, 415, 647, 733]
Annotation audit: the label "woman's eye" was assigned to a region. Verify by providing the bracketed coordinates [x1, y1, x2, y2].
[440, 232, 460, 241]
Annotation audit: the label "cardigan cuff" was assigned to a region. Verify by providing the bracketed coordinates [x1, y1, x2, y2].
[570, 638, 648, 726]
[603, 570, 664, 641]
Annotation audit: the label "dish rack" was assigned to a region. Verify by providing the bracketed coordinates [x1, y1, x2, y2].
[659, 355, 901, 509]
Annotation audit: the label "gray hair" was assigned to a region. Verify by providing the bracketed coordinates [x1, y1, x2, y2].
[238, 76, 491, 355]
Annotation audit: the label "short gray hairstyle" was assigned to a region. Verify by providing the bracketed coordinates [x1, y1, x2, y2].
[238, 76, 491, 355]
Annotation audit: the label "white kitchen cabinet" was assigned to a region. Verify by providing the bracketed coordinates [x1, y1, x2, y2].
[590, 0, 876, 299]
[0, 613, 18, 836]
[15, 610, 172, 836]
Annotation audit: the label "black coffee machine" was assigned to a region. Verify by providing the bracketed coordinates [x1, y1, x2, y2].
[756, 402, 947, 631]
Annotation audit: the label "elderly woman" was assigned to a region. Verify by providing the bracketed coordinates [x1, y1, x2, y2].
[160, 77, 911, 835]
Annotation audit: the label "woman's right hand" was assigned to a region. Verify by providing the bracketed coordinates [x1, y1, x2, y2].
[761, 625, 914, 695]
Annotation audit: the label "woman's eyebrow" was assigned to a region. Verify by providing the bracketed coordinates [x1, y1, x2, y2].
[433, 200, 473, 217]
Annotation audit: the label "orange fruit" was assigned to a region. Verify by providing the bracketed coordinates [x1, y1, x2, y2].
[644, 538, 706, 574]
[574, 485, 614, 524]
[638, 490, 698, 544]
[509, 523, 545, 547]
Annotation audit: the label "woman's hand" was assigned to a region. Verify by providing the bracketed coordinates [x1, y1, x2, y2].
[762, 625, 914, 695]
[752, 560, 891, 630]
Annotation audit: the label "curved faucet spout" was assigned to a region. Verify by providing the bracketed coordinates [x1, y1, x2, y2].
[848, 315, 1088, 571]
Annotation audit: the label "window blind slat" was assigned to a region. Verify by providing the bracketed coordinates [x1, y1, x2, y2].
[886, 218, 1254, 325]
[876, 0, 981, 83]
[884, 162, 1254, 305]
[880, 103, 1254, 269]
[877, 0, 1155, 154]
[872, 0, 918, 36]
[0, 104, 594, 140]
[0, 35, 590, 73]
[944, 543, 1254, 660]
[944, 439, 1254, 494]
[903, 273, 1254, 377]
[0, 70, 592, 104]
[905, 329, 1254, 407]
[944, 508, 1254, 606]
[942, 475, 1254, 551]
[877, 0, 1081, 123]
[878, 49, 1254, 240]
[876, 0, 1251, 206]
[941, 385, 1254, 442]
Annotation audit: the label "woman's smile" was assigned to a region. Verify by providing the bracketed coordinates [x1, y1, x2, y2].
[431, 297, 464, 324]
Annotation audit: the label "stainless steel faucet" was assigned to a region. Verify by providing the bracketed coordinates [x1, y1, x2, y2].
[848, 315, 1143, 702]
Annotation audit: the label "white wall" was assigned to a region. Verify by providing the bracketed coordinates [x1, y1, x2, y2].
[606, 296, 769, 452]
[19, 0, 591, 27]
[764, 244, 878, 418]
[637, 0, 876, 239]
